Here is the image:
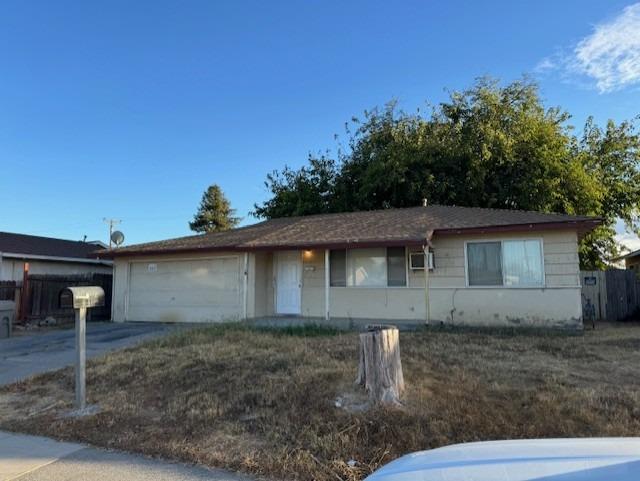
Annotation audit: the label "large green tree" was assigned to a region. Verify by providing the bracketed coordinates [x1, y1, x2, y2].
[253, 78, 640, 268]
[190, 184, 240, 233]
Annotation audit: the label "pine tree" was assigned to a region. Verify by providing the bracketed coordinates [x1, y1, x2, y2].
[189, 184, 240, 233]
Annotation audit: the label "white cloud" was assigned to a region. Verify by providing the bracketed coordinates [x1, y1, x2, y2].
[538, 3, 640, 93]
[616, 231, 640, 253]
[534, 57, 556, 73]
[615, 218, 640, 253]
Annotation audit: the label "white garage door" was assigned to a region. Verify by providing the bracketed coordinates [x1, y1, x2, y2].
[127, 257, 242, 323]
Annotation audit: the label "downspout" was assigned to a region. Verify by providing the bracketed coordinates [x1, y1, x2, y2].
[324, 249, 330, 321]
[243, 252, 249, 320]
[110, 262, 116, 322]
[423, 230, 434, 325]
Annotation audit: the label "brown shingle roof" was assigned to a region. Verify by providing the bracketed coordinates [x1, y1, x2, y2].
[0, 232, 106, 260]
[100, 205, 602, 258]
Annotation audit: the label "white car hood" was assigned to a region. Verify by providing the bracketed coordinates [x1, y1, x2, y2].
[365, 438, 640, 481]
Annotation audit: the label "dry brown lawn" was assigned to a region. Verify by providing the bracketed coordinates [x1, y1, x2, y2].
[2, 322, 640, 481]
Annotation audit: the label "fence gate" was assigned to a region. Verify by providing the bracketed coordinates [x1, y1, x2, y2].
[0, 281, 16, 302]
[25, 273, 112, 323]
[581, 269, 640, 322]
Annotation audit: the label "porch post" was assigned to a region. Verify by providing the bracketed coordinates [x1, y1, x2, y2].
[423, 230, 434, 325]
[243, 252, 249, 320]
[324, 249, 330, 320]
[423, 246, 430, 325]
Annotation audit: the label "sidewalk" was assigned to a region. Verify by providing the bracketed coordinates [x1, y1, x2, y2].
[0, 431, 254, 481]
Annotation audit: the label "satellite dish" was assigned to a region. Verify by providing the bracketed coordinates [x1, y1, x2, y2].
[111, 230, 125, 247]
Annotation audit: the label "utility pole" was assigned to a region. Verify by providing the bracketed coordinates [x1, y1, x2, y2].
[103, 218, 121, 248]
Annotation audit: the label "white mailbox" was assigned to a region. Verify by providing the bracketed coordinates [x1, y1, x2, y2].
[60, 285, 105, 411]
[60, 286, 105, 309]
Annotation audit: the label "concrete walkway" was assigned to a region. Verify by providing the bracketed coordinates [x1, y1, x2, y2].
[0, 431, 253, 481]
[0, 322, 178, 386]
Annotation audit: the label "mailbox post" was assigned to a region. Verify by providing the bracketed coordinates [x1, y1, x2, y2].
[60, 286, 105, 410]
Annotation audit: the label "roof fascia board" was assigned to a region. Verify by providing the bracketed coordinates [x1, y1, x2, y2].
[1, 252, 113, 265]
[433, 220, 602, 236]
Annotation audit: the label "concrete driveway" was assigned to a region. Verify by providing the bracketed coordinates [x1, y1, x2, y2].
[0, 322, 176, 386]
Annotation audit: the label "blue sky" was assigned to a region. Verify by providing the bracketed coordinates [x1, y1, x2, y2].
[1, 0, 639, 248]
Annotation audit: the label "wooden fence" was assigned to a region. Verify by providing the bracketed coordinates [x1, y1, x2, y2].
[0, 281, 16, 301]
[24, 273, 112, 323]
[581, 269, 640, 322]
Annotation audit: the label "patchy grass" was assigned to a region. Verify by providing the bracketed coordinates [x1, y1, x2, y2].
[3, 322, 640, 480]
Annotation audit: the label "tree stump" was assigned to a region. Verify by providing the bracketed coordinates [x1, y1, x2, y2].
[355, 325, 405, 406]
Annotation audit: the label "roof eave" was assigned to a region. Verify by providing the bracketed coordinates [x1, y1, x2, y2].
[1, 252, 113, 265]
[99, 219, 603, 259]
[97, 238, 428, 259]
[434, 219, 603, 238]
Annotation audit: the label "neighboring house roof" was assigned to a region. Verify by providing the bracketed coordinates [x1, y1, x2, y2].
[99, 205, 602, 258]
[616, 248, 640, 260]
[87, 240, 109, 249]
[0, 232, 111, 264]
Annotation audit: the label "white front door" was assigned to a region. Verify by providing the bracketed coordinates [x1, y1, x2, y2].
[276, 251, 302, 314]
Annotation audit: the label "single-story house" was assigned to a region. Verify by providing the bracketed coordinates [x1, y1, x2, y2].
[616, 248, 640, 276]
[0, 232, 113, 281]
[100, 205, 601, 328]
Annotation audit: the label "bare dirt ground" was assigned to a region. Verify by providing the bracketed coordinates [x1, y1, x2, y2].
[2, 322, 640, 481]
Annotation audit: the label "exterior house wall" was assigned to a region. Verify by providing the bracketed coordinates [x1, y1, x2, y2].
[295, 230, 581, 327]
[301, 250, 325, 317]
[111, 229, 582, 328]
[0, 258, 112, 281]
[626, 256, 640, 276]
[112, 258, 129, 322]
[253, 252, 274, 317]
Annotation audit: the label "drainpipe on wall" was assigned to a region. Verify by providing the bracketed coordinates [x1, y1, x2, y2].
[423, 230, 434, 325]
[243, 252, 249, 320]
[110, 262, 116, 322]
[324, 249, 330, 321]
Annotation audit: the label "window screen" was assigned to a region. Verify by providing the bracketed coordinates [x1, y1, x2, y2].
[347, 248, 387, 287]
[330, 249, 346, 287]
[503, 240, 543, 286]
[467, 242, 503, 286]
[387, 247, 407, 286]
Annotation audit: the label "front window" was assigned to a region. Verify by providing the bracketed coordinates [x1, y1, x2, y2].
[347, 248, 387, 286]
[467, 242, 503, 286]
[329, 250, 347, 287]
[330, 247, 407, 287]
[387, 247, 407, 286]
[466, 239, 544, 287]
[502, 240, 544, 286]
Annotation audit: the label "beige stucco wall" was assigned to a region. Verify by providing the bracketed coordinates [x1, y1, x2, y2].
[296, 230, 582, 328]
[253, 252, 274, 317]
[0, 257, 112, 281]
[112, 229, 582, 328]
[301, 250, 325, 317]
[626, 256, 640, 277]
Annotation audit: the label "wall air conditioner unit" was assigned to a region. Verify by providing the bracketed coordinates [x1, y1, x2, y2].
[409, 251, 434, 271]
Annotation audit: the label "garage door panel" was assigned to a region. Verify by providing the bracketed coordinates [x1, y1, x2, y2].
[127, 257, 242, 322]
[129, 288, 239, 308]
